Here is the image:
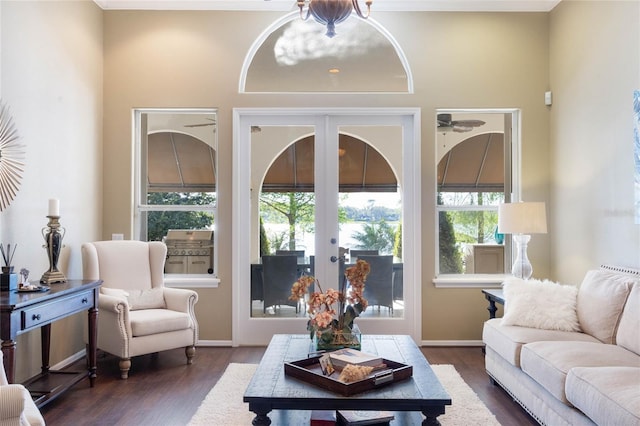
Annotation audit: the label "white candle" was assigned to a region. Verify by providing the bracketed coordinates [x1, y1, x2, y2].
[48, 199, 60, 216]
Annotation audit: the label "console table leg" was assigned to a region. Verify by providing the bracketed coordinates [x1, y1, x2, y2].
[41, 323, 51, 375]
[486, 297, 498, 319]
[1, 340, 16, 383]
[88, 306, 98, 386]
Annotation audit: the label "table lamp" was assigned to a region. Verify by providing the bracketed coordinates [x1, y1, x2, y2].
[497, 202, 547, 279]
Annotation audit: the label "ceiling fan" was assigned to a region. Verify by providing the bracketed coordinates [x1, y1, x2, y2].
[437, 113, 485, 133]
[184, 118, 216, 128]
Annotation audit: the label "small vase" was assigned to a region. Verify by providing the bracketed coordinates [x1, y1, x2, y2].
[314, 324, 361, 351]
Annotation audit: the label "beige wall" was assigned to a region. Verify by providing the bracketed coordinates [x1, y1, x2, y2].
[3, 0, 636, 379]
[549, 1, 640, 285]
[0, 0, 103, 381]
[102, 10, 551, 343]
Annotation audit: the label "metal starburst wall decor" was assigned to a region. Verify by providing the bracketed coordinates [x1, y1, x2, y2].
[0, 100, 25, 211]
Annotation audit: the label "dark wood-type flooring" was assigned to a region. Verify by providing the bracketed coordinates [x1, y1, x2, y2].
[41, 346, 537, 425]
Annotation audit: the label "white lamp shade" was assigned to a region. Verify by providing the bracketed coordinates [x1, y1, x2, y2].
[498, 202, 547, 234]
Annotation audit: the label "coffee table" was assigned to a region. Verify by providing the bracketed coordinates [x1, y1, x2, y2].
[244, 334, 451, 425]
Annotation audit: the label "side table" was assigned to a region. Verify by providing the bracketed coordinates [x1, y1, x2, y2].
[482, 288, 504, 319]
[1, 279, 102, 407]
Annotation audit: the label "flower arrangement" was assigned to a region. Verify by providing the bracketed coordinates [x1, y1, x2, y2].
[290, 259, 371, 349]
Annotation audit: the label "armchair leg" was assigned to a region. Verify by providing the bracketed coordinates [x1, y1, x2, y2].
[119, 358, 131, 379]
[185, 346, 196, 365]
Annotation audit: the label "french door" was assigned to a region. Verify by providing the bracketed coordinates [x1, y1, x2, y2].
[232, 108, 421, 345]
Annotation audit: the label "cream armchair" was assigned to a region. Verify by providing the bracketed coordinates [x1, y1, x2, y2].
[0, 351, 45, 426]
[81, 240, 198, 379]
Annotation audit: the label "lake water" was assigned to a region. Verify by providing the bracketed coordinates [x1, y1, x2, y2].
[263, 222, 400, 255]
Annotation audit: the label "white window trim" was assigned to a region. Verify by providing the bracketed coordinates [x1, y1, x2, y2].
[432, 274, 509, 288]
[133, 108, 219, 280]
[165, 275, 220, 288]
[433, 108, 521, 287]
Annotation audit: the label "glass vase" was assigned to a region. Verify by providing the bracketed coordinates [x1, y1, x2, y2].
[314, 324, 361, 351]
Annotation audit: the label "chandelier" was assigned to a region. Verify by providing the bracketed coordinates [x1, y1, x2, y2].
[297, 0, 373, 38]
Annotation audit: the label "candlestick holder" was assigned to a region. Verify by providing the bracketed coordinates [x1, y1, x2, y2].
[41, 215, 66, 284]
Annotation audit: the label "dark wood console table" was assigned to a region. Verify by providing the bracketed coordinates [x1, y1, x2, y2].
[1, 279, 102, 407]
[482, 288, 505, 319]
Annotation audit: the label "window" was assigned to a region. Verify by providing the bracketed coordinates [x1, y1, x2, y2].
[134, 108, 218, 287]
[434, 110, 519, 285]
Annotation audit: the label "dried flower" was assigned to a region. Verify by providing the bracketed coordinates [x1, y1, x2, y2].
[290, 259, 370, 341]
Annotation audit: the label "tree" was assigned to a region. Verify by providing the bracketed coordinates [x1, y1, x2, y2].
[450, 192, 501, 245]
[259, 216, 270, 256]
[393, 222, 402, 259]
[350, 219, 396, 254]
[147, 192, 215, 241]
[259, 192, 315, 250]
[438, 194, 462, 273]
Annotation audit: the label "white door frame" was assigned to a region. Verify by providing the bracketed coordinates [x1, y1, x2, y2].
[232, 107, 421, 346]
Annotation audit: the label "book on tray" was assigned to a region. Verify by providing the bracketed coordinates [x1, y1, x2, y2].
[328, 349, 383, 370]
[336, 410, 395, 426]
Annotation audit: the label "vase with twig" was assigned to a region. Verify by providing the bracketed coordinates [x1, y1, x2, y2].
[0, 243, 17, 274]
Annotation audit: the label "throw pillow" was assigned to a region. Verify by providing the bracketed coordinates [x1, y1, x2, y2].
[501, 277, 581, 332]
[576, 269, 635, 344]
[127, 288, 166, 310]
[101, 287, 129, 299]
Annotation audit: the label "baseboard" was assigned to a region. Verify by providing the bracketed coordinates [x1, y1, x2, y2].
[52, 350, 86, 370]
[53, 340, 481, 368]
[420, 340, 484, 347]
[52, 340, 233, 369]
[196, 340, 233, 347]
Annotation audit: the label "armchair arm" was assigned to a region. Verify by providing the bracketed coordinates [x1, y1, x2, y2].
[97, 293, 133, 344]
[98, 293, 130, 314]
[0, 384, 27, 422]
[163, 288, 198, 314]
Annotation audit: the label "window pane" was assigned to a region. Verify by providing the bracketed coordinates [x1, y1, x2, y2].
[436, 111, 512, 276]
[438, 192, 504, 206]
[146, 210, 215, 242]
[135, 109, 218, 278]
[439, 210, 505, 274]
[147, 191, 216, 206]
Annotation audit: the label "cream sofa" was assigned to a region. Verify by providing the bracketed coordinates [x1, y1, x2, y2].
[483, 266, 640, 426]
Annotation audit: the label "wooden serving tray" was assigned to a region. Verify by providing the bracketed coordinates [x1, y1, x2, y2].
[284, 355, 413, 396]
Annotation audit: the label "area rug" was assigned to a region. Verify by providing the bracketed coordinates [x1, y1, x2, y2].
[188, 363, 500, 425]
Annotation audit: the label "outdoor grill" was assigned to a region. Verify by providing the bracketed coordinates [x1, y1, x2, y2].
[164, 229, 214, 274]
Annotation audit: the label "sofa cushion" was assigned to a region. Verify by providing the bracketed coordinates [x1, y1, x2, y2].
[577, 269, 634, 344]
[127, 288, 166, 310]
[101, 287, 166, 311]
[502, 277, 580, 332]
[129, 309, 191, 337]
[617, 284, 640, 356]
[482, 318, 598, 367]
[521, 341, 640, 404]
[566, 366, 640, 426]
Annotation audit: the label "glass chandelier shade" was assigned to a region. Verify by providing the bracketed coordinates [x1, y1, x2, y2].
[298, 0, 373, 38]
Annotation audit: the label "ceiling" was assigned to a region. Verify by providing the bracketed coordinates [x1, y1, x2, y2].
[94, 0, 562, 12]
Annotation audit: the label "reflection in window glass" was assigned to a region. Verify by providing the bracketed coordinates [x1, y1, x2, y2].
[436, 112, 510, 275]
[134, 109, 218, 277]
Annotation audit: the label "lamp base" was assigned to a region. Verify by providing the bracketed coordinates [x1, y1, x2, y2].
[511, 234, 533, 279]
[40, 270, 67, 284]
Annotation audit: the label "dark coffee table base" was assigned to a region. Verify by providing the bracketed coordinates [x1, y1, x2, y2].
[245, 334, 451, 425]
